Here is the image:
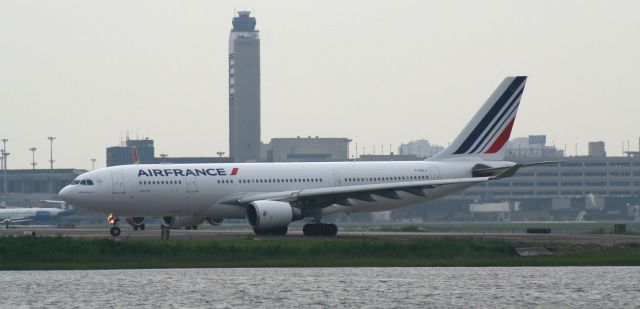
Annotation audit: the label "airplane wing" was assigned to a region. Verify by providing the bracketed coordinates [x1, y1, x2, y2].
[219, 176, 492, 208]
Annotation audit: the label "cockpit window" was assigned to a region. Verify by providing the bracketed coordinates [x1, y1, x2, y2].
[74, 179, 95, 186]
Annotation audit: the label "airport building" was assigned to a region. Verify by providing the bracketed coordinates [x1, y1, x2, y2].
[0, 169, 86, 205]
[229, 11, 261, 163]
[265, 137, 351, 162]
[106, 138, 231, 167]
[391, 137, 640, 222]
[398, 139, 444, 158]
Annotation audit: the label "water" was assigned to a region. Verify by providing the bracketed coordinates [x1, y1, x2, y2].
[1, 267, 639, 308]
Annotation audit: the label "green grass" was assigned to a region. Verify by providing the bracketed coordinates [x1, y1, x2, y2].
[1, 235, 639, 270]
[369, 222, 640, 234]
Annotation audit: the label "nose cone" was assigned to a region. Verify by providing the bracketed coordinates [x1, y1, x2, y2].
[58, 186, 73, 203]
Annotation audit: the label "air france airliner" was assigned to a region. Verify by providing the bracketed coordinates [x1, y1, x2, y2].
[59, 76, 544, 237]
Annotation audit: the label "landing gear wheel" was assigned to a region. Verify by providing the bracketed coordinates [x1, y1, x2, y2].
[303, 223, 338, 237]
[253, 226, 288, 236]
[140, 224, 145, 231]
[303, 224, 319, 236]
[322, 223, 338, 236]
[110, 226, 121, 237]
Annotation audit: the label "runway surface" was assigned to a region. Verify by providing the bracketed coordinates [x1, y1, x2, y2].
[2, 226, 640, 245]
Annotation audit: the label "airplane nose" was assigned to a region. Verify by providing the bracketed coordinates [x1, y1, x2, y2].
[58, 186, 73, 203]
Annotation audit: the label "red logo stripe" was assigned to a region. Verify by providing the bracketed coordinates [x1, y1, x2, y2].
[230, 168, 239, 176]
[485, 118, 515, 154]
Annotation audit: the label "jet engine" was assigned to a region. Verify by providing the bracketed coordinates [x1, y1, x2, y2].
[161, 216, 205, 229]
[246, 201, 303, 230]
[126, 217, 145, 230]
[205, 217, 224, 225]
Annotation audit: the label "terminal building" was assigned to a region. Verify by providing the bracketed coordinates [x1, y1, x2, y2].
[0, 169, 86, 206]
[390, 136, 640, 222]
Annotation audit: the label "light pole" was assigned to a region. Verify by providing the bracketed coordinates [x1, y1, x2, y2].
[91, 158, 96, 170]
[29, 147, 37, 170]
[47, 136, 56, 194]
[2, 139, 8, 193]
[216, 151, 225, 158]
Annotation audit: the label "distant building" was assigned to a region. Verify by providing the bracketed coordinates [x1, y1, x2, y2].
[398, 139, 443, 158]
[106, 138, 231, 167]
[588, 141, 606, 158]
[229, 11, 261, 163]
[266, 137, 350, 162]
[506, 135, 564, 158]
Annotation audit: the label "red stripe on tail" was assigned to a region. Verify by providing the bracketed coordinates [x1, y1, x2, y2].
[485, 118, 515, 154]
[131, 146, 140, 164]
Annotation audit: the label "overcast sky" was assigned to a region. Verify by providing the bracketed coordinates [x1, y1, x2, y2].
[1, 0, 639, 170]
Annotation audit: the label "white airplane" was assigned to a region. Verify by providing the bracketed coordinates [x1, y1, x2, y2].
[59, 76, 546, 237]
[1, 201, 73, 228]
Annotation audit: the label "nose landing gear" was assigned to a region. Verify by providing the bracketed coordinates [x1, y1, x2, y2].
[107, 213, 121, 237]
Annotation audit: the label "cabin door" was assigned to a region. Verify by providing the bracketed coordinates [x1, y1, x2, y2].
[185, 175, 198, 193]
[111, 173, 125, 194]
[332, 172, 342, 187]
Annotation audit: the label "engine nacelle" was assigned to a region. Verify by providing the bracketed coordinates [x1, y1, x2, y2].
[246, 201, 302, 230]
[205, 218, 224, 226]
[161, 216, 205, 229]
[126, 217, 145, 227]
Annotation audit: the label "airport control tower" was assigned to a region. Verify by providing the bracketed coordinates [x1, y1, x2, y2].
[229, 11, 261, 163]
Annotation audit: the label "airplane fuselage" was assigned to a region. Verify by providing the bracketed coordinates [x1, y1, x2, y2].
[59, 160, 512, 219]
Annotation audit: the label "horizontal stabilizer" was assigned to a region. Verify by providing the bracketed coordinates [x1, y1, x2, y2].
[476, 161, 560, 179]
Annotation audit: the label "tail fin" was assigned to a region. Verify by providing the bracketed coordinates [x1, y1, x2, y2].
[430, 76, 527, 161]
[131, 146, 140, 164]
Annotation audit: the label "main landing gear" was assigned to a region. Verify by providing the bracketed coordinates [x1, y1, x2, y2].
[107, 212, 121, 237]
[253, 226, 288, 236]
[303, 223, 338, 236]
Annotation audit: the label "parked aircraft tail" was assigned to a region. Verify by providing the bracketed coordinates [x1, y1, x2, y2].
[430, 76, 527, 161]
[131, 146, 140, 165]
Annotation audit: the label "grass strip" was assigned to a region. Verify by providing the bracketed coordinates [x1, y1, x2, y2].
[1, 236, 638, 270]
